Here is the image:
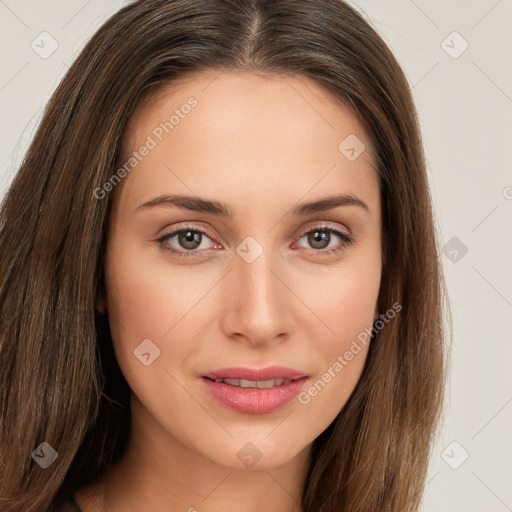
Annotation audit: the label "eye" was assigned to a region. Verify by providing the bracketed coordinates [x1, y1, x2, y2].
[157, 224, 219, 257]
[157, 222, 354, 257]
[294, 223, 354, 256]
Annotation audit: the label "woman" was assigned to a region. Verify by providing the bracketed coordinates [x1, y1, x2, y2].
[0, 1, 450, 511]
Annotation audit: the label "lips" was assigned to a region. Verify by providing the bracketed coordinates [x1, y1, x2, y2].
[200, 365, 309, 414]
[201, 365, 308, 381]
[209, 377, 293, 388]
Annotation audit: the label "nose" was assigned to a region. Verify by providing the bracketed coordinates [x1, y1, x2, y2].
[219, 239, 294, 346]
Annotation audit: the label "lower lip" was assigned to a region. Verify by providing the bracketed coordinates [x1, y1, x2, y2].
[201, 377, 308, 414]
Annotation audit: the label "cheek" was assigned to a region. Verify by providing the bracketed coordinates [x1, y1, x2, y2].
[103, 244, 214, 376]
[105, 234, 201, 333]
[304, 254, 381, 348]
[103, 252, 203, 419]
[297, 257, 380, 413]
[296, 282, 375, 426]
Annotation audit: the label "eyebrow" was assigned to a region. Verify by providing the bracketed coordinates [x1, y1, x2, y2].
[136, 193, 370, 217]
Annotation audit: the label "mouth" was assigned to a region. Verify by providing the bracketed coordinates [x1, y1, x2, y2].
[202, 376, 304, 388]
[201, 365, 308, 382]
[200, 366, 309, 414]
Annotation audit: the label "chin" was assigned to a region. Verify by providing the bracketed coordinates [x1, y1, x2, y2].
[195, 432, 310, 471]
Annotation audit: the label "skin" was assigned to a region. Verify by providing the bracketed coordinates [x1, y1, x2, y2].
[74, 70, 382, 512]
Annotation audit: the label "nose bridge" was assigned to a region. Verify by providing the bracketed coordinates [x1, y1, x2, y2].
[223, 234, 290, 342]
[236, 235, 280, 310]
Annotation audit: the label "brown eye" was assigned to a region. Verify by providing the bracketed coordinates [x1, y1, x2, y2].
[176, 230, 203, 250]
[296, 225, 354, 256]
[307, 230, 331, 250]
[157, 225, 218, 256]
[157, 223, 353, 258]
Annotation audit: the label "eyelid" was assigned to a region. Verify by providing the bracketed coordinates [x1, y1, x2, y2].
[294, 220, 351, 239]
[156, 222, 221, 255]
[158, 220, 351, 241]
[157, 220, 353, 256]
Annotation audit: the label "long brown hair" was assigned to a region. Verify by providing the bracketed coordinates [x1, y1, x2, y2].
[0, 1, 450, 510]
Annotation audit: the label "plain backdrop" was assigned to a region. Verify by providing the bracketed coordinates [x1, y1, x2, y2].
[1, 1, 511, 511]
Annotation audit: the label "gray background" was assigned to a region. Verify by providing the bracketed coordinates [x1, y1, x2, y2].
[1, 1, 511, 510]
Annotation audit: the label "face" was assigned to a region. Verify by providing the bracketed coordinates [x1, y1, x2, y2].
[101, 70, 382, 471]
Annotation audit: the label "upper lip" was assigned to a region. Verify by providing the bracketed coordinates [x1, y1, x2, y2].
[201, 365, 308, 381]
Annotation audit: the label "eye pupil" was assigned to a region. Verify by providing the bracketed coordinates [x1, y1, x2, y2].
[179, 230, 201, 249]
[309, 230, 329, 249]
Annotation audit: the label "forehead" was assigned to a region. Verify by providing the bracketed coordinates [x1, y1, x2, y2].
[115, 70, 379, 216]
[124, 70, 376, 160]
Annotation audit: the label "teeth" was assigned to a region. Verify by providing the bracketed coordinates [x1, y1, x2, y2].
[214, 378, 292, 388]
[256, 379, 281, 389]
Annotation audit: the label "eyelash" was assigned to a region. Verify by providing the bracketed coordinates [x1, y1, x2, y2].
[156, 223, 354, 258]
